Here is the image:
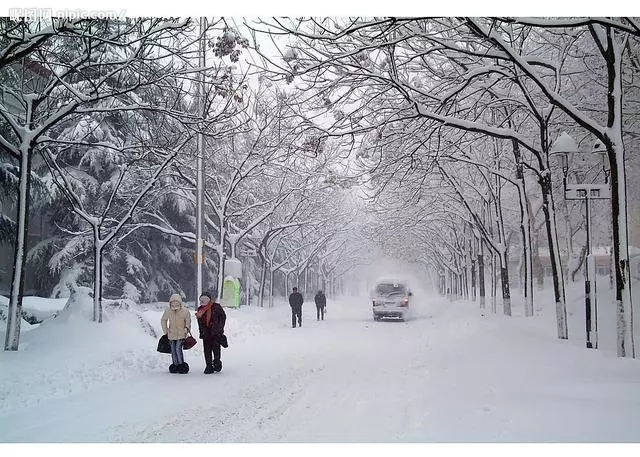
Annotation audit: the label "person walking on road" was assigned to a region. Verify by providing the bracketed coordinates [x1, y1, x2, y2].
[289, 286, 304, 328]
[196, 290, 227, 374]
[314, 290, 327, 321]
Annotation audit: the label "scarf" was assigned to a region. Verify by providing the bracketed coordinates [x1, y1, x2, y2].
[196, 302, 213, 328]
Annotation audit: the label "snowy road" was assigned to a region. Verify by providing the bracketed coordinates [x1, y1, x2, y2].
[112, 297, 458, 443]
[2, 290, 640, 442]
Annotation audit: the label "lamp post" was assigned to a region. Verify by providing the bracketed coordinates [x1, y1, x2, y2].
[550, 132, 611, 349]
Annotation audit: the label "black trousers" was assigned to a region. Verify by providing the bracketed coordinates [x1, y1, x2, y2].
[203, 336, 221, 367]
[316, 305, 325, 320]
[291, 305, 302, 327]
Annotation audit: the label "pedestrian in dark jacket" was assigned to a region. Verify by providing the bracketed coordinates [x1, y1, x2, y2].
[289, 286, 304, 328]
[314, 290, 327, 321]
[196, 290, 226, 374]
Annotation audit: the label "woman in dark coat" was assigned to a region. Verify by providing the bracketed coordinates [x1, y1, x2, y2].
[196, 291, 227, 374]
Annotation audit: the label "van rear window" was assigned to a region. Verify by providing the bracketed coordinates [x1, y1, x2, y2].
[375, 283, 406, 296]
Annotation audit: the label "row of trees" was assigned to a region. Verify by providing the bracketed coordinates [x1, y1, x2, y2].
[4, 16, 640, 360]
[248, 17, 640, 358]
[0, 17, 357, 351]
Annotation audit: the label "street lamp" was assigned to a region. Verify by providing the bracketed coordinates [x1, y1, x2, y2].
[550, 132, 611, 349]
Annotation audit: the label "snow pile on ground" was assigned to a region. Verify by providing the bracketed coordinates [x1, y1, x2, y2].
[0, 294, 69, 326]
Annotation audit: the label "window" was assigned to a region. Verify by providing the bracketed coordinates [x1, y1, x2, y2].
[375, 283, 407, 297]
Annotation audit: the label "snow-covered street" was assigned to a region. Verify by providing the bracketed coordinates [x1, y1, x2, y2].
[2, 287, 640, 443]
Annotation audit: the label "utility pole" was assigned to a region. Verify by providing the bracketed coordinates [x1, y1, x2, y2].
[195, 16, 207, 304]
[584, 193, 598, 349]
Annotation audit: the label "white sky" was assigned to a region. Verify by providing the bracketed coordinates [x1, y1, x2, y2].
[1, 1, 639, 18]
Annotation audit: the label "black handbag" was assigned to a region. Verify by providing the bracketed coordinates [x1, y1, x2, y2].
[217, 334, 229, 348]
[156, 334, 171, 353]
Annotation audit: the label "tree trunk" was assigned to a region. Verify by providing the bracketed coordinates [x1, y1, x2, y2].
[492, 171, 512, 316]
[478, 243, 486, 310]
[471, 258, 477, 302]
[471, 233, 477, 302]
[4, 140, 33, 351]
[603, 28, 636, 358]
[269, 269, 274, 308]
[92, 233, 104, 323]
[530, 210, 545, 291]
[463, 263, 469, 300]
[284, 271, 289, 298]
[513, 140, 534, 317]
[520, 216, 533, 316]
[490, 249, 497, 313]
[469, 229, 475, 300]
[259, 260, 267, 307]
[500, 262, 512, 317]
[540, 172, 568, 339]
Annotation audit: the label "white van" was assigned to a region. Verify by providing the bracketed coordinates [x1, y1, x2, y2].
[371, 279, 412, 321]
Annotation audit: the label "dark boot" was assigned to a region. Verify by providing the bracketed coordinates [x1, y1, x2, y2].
[178, 362, 189, 374]
[204, 364, 214, 374]
[213, 359, 222, 373]
[169, 364, 178, 373]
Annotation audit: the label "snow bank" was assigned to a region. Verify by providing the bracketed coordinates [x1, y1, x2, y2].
[0, 294, 69, 324]
[0, 287, 164, 415]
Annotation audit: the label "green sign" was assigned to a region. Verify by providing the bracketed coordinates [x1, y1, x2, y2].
[222, 277, 241, 308]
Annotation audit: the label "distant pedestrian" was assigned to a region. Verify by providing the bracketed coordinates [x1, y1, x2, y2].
[314, 290, 327, 320]
[289, 286, 304, 328]
[161, 293, 192, 374]
[196, 290, 227, 374]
